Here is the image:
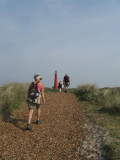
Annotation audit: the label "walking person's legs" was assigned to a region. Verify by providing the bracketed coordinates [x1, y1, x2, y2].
[36, 107, 41, 121]
[27, 108, 34, 130]
[59, 88, 61, 92]
[36, 106, 42, 124]
[64, 83, 67, 92]
[66, 83, 69, 92]
[28, 109, 34, 124]
[27, 102, 35, 130]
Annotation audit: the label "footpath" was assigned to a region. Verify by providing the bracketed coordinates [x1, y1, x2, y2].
[0, 92, 103, 160]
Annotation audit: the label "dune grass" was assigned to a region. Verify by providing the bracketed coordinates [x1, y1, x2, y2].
[0, 83, 28, 121]
[74, 84, 120, 160]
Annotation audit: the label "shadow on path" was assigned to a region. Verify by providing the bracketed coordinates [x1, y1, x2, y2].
[1, 102, 27, 131]
[9, 118, 27, 131]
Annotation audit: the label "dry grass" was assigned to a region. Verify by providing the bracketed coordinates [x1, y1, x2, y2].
[0, 83, 29, 121]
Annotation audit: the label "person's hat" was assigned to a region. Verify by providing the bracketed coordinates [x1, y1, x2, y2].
[34, 74, 42, 81]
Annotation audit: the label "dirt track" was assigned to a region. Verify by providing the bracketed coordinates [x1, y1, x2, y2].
[0, 92, 87, 160]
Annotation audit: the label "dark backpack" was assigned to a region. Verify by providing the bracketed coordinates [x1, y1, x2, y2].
[58, 82, 62, 88]
[28, 82, 39, 99]
[64, 76, 69, 82]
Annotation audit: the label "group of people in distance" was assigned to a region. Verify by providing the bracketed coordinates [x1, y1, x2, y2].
[26, 73, 70, 130]
[58, 74, 70, 92]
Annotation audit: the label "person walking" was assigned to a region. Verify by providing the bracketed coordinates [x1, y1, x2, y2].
[58, 80, 62, 92]
[63, 74, 70, 92]
[26, 74, 45, 130]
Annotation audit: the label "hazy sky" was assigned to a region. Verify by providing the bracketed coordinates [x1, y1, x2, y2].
[1, 0, 120, 88]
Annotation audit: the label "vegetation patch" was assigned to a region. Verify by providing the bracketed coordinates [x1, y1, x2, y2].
[0, 83, 28, 121]
[73, 84, 120, 160]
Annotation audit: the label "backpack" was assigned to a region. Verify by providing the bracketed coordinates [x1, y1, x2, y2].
[28, 82, 40, 100]
[58, 82, 62, 88]
[64, 76, 69, 82]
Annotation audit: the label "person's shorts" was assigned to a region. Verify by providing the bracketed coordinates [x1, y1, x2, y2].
[28, 102, 41, 110]
[27, 94, 42, 110]
[64, 82, 69, 87]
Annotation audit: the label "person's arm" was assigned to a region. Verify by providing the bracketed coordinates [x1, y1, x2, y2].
[41, 83, 45, 105]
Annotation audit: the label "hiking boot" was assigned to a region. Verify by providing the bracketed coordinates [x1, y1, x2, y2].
[36, 120, 42, 124]
[27, 124, 31, 130]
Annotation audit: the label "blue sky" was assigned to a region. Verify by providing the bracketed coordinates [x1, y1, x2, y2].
[0, 0, 120, 88]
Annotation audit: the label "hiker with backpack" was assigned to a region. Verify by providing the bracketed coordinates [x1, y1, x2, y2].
[58, 80, 62, 92]
[26, 74, 45, 130]
[63, 74, 70, 92]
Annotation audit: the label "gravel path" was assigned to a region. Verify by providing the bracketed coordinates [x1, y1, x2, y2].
[0, 92, 104, 160]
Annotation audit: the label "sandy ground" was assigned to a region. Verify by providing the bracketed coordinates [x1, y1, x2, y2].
[0, 92, 87, 160]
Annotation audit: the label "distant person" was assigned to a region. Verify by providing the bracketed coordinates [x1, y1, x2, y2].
[63, 74, 70, 92]
[26, 74, 45, 130]
[58, 80, 62, 92]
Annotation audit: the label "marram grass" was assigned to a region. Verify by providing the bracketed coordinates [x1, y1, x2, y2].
[0, 83, 28, 121]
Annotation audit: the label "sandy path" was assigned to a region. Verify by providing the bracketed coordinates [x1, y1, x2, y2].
[0, 92, 86, 160]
